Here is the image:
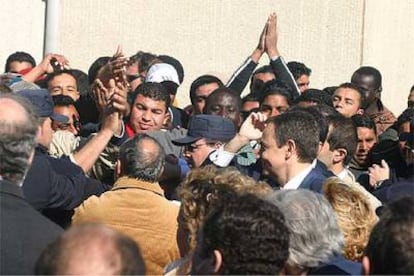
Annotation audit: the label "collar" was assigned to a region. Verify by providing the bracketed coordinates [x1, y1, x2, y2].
[125, 122, 135, 138]
[283, 164, 313, 190]
[0, 179, 24, 198]
[112, 176, 165, 197]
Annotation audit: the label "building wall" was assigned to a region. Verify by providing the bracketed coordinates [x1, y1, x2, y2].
[1, 0, 413, 116]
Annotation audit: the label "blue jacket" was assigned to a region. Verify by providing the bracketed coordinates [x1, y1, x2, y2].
[299, 168, 328, 193]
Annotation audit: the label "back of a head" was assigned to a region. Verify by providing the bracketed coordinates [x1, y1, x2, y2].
[326, 114, 358, 165]
[0, 94, 38, 185]
[119, 134, 165, 182]
[266, 189, 343, 271]
[364, 196, 414, 275]
[35, 224, 145, 275]
[204, 87, 241, 108]
[192, 190, 289, 275]
[323, 178, 378, 261]
[294, 88, 333, 107]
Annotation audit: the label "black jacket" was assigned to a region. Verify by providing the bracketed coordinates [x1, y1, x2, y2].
[22, 145, 109, 226]
[0, 179, 62, 275]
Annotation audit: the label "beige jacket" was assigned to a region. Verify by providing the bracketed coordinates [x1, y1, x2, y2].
[72, 177, 180, 275]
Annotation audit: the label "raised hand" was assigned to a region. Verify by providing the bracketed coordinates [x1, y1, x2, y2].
[265, 12, 280, 58]
[368, 159, 390, 188]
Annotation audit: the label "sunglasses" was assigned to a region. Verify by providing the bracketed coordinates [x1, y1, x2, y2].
[126, 74, 144, 83]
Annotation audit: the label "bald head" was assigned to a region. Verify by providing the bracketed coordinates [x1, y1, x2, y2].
[35, 224, 145, 275]
[0, 94, 38, 185]
[119, 134, 165, 182]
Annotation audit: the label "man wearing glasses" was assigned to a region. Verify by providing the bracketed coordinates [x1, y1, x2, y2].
[172, 115, 236, 168]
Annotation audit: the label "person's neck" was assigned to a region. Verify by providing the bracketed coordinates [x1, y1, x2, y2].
[364, 98, 380, 114]
[281, 161, 312, 186]
[330, 162, 344, 175]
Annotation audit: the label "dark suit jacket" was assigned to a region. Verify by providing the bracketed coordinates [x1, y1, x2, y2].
[1, 179, 62, 275]
[298, 168, 328, 193]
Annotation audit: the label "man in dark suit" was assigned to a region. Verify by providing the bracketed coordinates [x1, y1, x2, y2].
[0, 94, 62, 275]
[260, 110, 326, 192]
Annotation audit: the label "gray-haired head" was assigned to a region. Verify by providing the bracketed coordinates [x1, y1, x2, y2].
[119, 134, 165, 182]
[0, 94, 38, 186]
[266, 189, 344, 271]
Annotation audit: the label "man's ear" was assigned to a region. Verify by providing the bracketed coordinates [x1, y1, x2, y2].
[362, 255, 371, 275]
[162, 110, 172, 127]
[213, 250, 222, 273]
[357, 108, 364, 115]
[333, 148, 347, 164]
[37, 125, 43, 141]
[285, 139, 296, 159]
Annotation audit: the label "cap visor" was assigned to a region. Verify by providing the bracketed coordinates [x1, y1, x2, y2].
[51, 113, 69, 123]
[172, 136, 201, 145]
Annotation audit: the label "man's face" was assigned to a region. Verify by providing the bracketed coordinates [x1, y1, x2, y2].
[52, 105, 81, 135]
[398, 121, 414, 166]
[260, 94, 289, 118]
[250, 72, 275, 94]
[48, 73, 80, 101]
[296, 74, 310, 93]
[193, 82, 220, 114]
[333, 87, 363, 118]
[129, 94, 168, 134]
[260, 123, 287, 183]
[8, 61, 33, 73]
[204, 93, 241, 127]
[351, 74, 379, 106]
[183, 138, 216, 168]
[126, 62, 144, 92]
[354, 127, 377, 167]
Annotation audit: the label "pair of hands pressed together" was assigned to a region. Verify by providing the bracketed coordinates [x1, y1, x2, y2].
[252, 12, 280, 63]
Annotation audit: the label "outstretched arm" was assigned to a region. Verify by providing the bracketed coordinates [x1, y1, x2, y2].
[266, 12, 301, 98]
[226, 20, 267, 94]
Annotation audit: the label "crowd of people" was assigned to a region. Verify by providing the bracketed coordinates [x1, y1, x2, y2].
[1, 12, 413, 275]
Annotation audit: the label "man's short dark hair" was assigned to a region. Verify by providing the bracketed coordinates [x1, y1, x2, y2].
[45, 69, 78, 90]
[287, 61, 312, 80]
[191, 189, 289, 275]
[52, 95, 76, 107]
[0, 94, 38, 185]
[119, 134, 165, 182]
[364, 197, 414, 275]
[269, 110, 320, 163]
[294, 89, 333, 107]
[130, 51, 158, 74]
[189, 75, 224, 105]
[131, 82, 171, 111]
[35, 224, 145, 275]
[395, 108, 414, 131]
[261, 79, 294, 106]
[351, 114, 377, 135]
[5, 51, 36, 72]
[326, 115, 358, 165]
[336, 82, 366, 109]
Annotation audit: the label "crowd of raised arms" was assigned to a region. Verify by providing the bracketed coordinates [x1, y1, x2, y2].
[1, 12, 413, 275]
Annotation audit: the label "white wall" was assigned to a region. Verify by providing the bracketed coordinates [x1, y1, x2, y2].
[1, 0, 412, 116]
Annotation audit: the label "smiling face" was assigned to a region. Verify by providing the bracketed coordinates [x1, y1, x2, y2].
[260, 123, 287, 183]
[129, 94, 168, 134]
